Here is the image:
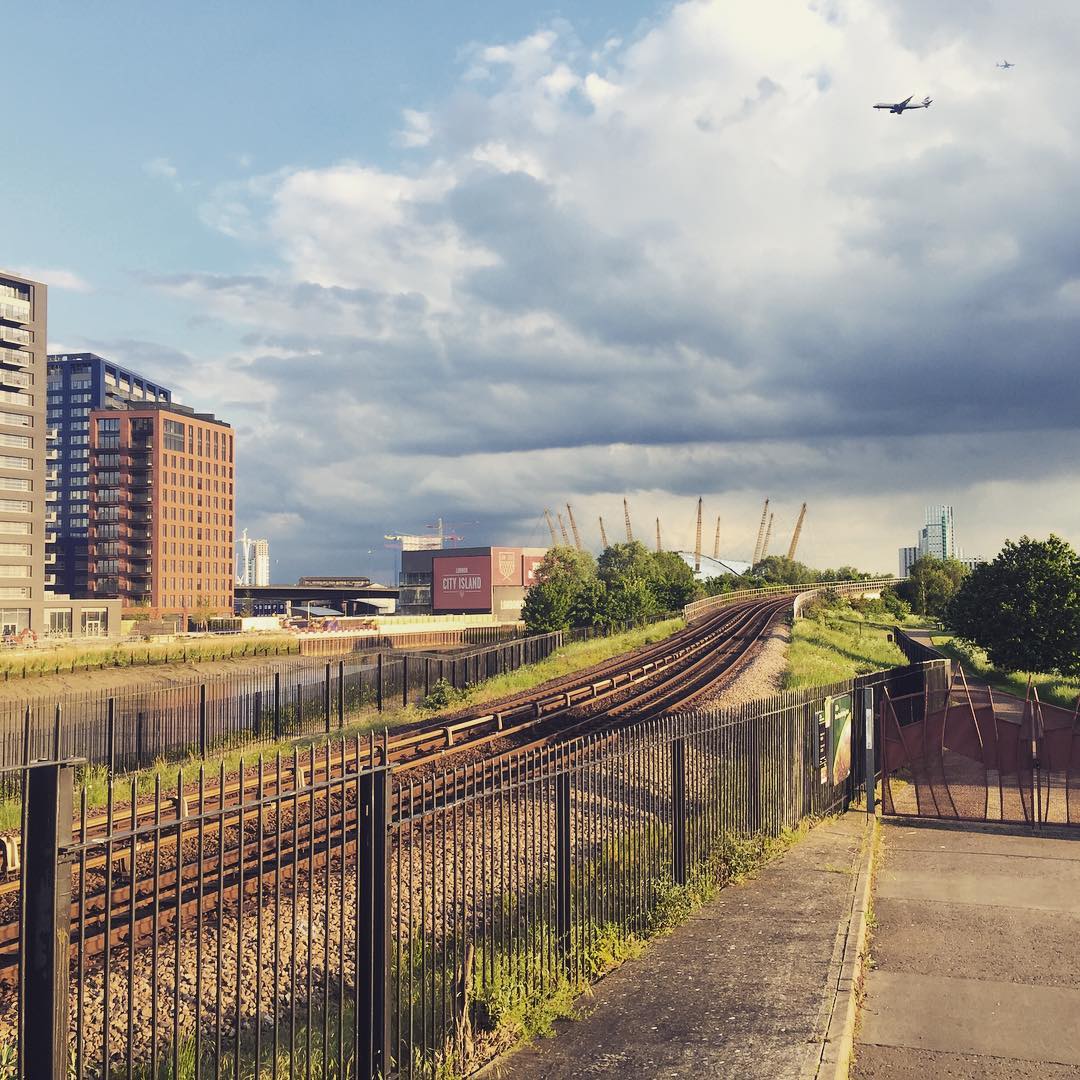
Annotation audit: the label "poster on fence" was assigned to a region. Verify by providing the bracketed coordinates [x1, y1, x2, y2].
[816, 709, 828, 784]
[827, 692, 853, 785]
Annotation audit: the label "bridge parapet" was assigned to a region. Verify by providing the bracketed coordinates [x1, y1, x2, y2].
[683, 578, 901, 622]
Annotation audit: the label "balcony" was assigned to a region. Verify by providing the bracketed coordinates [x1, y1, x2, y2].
[44, 531, 56, 543]
[46, 427, 58, 441]
[44, 573, 56, 587]
[45, 511, 57, 523]
[45, 448, 59, 461]
[44, 552, 55, 565]
[45, 468, 59, 482]
[45, 489, 58, 502]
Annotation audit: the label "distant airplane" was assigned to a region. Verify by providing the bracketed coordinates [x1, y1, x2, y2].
[997, 60, 1015, 69]
[873, 94, 933, 114]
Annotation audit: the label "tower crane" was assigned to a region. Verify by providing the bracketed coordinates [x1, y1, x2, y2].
[656, 518, 662, 553]
[760, 513, 774, 560]
[713, 515, 721, 561]
[623, 498, 634, 543]
[694, 497, 703, 573]
[566, 503, 583, 550]
[556, 511, 571, 546]
[598, 516, 609, 549]
[751, 498, 770, 565]
[540, 507, 557, 548]
[787, 503, 808, 562]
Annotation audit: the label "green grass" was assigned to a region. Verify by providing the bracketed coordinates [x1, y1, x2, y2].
[783, 612, 908, 690]
[930, 634, 1080, 711]
[0, 620, 688, 821]
[0, 635, 301, 679]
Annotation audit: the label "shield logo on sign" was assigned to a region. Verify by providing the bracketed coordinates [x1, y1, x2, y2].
[498, 551, 515, 582]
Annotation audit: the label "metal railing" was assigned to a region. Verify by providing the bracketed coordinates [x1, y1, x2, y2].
[1, 658, 945, 1079]
[683, 577, 901, 622]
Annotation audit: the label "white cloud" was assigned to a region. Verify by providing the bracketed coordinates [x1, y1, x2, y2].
[14, 268, 92, 292]
[144, 156, 179, 181]
[169, 0, 1080, 574]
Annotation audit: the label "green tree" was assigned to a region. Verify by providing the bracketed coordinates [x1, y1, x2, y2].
[752, 556, 818, 585]
[597, 542, 659, 624]
[522, 546, 598, 632]
[946, 535, 1080, 675]
[649, 550, 702, 610]
[895, 556, 968, 617]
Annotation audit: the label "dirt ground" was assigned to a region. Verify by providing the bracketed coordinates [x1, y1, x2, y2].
[699, 618, 791, 709]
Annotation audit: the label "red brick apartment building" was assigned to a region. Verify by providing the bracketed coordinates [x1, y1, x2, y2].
[87, 403, 235, 616]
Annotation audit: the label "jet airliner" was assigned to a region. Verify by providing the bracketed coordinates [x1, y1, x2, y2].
[873, 95, 933, 114]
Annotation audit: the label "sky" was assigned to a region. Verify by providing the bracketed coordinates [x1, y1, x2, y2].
[5, 0, 1079, 583]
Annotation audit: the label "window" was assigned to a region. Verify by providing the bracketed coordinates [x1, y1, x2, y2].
[0, 544, 30, 556]
[0, 391, 31, 407]
[47, 608, 72, 636]
[96, 417, 120, 434]
[0, 566, 31, 578]
[164, 419, 185, 451]
[0, 455, 30, 470]
[0, 433, 30, 448]
[81, 609, 108, 636]
[0, 499, 30, 513]
[0, 411, 30, 428]
[0, 522, 30, 535]
[0, 477, 31, 491]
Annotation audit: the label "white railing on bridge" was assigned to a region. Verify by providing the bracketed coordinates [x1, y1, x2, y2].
[683, 577, 901, 622]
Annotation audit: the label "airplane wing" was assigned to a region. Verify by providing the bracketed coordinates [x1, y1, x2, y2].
[898, 94, 914, 107]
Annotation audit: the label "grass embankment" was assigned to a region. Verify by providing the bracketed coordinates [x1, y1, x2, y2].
[0, 619, 687, 827]
[928, 633, 1080, 710]
[0, 635, 301, 680]
[783, 611, 907, 689]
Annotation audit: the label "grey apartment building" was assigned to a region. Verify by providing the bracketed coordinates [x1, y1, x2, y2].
[0, 271, 47, 636]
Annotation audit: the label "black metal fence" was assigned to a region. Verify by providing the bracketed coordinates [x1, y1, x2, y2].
[0, 631, 578, 789]
[1, 658, 945, 1079]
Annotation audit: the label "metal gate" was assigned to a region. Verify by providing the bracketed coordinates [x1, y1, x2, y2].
[880, 667, 1080, 827]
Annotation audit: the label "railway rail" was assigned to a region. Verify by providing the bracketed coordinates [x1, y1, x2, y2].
[0, 594, 789, 977]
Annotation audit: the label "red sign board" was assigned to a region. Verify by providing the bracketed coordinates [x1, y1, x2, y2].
[523, 554, 546, 587]
[491, 547, 523, 587]
[433, 555, 492, 611]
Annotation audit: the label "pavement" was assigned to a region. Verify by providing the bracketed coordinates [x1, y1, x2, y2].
[491, 812, 871, 1080]
[854, 818, 1080, 1079]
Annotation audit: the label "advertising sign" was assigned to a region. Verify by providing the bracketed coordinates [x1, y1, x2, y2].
[522, 554, 546, 587]
[491, 548, 523, 587]
[827, 693, 853, 785]
[816, 709, 828, 785]
[432, 555, 492, 611]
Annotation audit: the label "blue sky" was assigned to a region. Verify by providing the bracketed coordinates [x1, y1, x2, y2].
[6, 1, 1080, 582]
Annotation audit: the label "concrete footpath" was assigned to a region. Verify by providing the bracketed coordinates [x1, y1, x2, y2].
[494, 813, 871, 1080]
[855, 819, 1080, 1078]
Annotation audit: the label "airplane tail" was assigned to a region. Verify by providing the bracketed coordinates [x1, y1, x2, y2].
[923, 96, 932, 107]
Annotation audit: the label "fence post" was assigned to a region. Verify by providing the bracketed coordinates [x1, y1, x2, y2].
[273, 671, 281, 741]
[136, 712, 144, 769]
[24, 761, 74, 1080]
[356, 766, 391, 1078]
[338, 660, 345, 729]
[671, 737, 687, 886]
[198, 684, 207, 760]
[863, 686, 876, 815]
[376, 654, 384, 713]
[52, 704, 62, 760]
[324, 661, 332, 735]
[402, 655, 409, 708]
[555, 763, 572, 971]
[106, 697, 116, 778]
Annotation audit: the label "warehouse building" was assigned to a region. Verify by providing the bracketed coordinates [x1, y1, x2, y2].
[399, 545, 548, 621]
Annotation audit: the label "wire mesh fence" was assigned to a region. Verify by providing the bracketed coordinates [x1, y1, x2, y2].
[1, 659, 944, 1079]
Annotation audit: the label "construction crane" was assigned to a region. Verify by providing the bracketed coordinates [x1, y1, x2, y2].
[694, 497, 703, 573]
[543, 509, 558, 547]
[751, 498, 770, 564]
[623, 498, 634, 543]
[760, 513, 774, 561]
[787, 502, 808, 562]
[556, 511, 571, 546]
[655, 517, 662, 553]
[713, 515, 721, 561]
[598, 516, 609, 550]
[566, 503, 583, 550]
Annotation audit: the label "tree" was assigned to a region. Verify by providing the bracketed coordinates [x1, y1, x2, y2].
[649, 550, 702, 610]
[752, 556, 818, 586]
[597, 542, 659, 625]
[522, 546, 598, 632]
[946, 535, 1080, 675]
[895, 556, 968, 617]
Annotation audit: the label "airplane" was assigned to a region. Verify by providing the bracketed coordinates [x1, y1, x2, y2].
[873, 94, 932, 114]
[997, 60, 1015, 69]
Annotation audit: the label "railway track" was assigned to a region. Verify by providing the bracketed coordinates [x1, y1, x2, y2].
[0, 595, 789, 977]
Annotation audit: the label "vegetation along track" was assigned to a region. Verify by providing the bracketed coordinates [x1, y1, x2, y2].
[0, 594, 791, 976]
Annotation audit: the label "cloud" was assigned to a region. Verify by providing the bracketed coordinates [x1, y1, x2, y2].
[148, 0, 1080, 577]
[144, 156, 178, 180]
[14, 268, 92, 292]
